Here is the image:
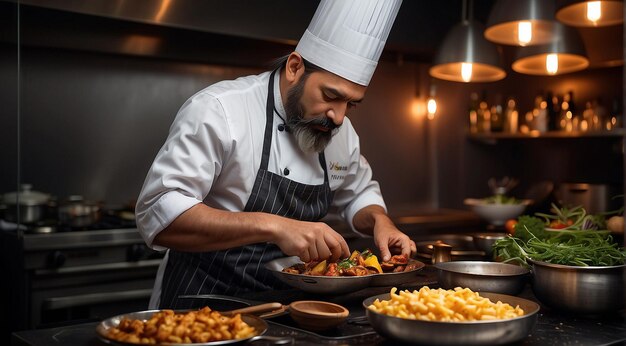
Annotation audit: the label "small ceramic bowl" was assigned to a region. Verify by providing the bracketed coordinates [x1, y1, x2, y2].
[288, 300, 349, 331]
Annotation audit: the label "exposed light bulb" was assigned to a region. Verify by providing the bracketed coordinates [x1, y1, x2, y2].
[518, 21, 532, 46]
[586, 1, 602, 23]
[427, 97, 437, 119]
[546, 53, 558, 75]
[461, 63, 473, 82]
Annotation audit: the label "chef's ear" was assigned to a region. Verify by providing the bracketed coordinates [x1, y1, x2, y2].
[285, 52, 305, 84]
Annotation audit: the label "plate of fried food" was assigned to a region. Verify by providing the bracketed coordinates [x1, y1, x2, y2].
[265, 249, 425, 294]
[363, 287, 539, 345]
[96, 306, 291, 345]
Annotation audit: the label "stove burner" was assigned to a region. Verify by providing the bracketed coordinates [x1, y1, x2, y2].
[23, 209, 136, 234]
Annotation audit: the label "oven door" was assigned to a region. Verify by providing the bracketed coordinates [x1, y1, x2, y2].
[30, 259, 161, 328]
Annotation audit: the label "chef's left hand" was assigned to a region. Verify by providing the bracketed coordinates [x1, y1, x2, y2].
[373, 218, 416, 262]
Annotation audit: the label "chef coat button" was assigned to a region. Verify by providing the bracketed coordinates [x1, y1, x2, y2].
[284, 168, 290, 176]
[278, 124, 285, 132]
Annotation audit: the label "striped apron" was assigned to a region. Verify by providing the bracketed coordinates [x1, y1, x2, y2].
[159, 70, 334, 309]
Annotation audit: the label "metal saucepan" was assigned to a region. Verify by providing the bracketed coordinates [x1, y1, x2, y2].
[265, 256, 425, 295]
[363, 292, 539, 345]
[58, 195, 102, 228]
[96, 309, 293, 345]
[2, 184, 53, 224]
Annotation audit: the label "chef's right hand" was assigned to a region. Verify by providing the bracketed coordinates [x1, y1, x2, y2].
[272, 220, 350, 263]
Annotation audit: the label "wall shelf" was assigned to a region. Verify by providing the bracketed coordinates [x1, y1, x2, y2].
[467, 129, 625, 144]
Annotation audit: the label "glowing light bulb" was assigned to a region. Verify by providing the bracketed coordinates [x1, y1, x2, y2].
[518, 21, 532, 46]
[427, 97, 437, 119]
[546, 53, 558, 75]
[461, 63, 473, 82]
[587, 1, 601, 23]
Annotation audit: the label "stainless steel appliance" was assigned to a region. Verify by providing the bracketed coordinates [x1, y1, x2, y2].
[1, 223, 163, 334]
[556, 183, 621, 214]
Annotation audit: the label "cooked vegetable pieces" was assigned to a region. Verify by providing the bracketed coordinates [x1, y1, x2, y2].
[282, 250, 415, 276]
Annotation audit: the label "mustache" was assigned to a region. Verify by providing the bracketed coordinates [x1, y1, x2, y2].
[295, 115, 339, 131]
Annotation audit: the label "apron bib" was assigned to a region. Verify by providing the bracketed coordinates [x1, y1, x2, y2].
[160, 70, 334, 308]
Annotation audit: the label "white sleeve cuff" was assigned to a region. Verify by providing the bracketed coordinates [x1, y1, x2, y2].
[137, 191, 201, 250]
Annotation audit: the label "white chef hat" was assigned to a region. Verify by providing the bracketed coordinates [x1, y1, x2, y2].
[296, 0, 403, 86]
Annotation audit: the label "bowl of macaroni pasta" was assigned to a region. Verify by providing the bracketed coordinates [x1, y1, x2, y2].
[363, 287, 539, 345]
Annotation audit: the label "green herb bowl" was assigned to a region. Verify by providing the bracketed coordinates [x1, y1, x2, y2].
[529, 259, 625, 314]
[464, 199, 532, 226]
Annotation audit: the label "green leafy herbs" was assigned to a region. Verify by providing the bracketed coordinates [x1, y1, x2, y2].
[493, 228, 626, 267]
[337, 258, 355, 270]
[513, 215, 547, 242]
[536, 204, 607, 230]
[483, 194, 520, 205]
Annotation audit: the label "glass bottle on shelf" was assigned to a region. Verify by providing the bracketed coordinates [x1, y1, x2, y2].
[560, 92, 573, 131]
[591, 98, 606, 131]
[582, 101, 594, 132]
[468, 92, 479, 134]
[479, 90, 490, 133]
[608, 97, 622, 130]
[547, 91, 560, 132]
[490, 93, 504, 132]
[504, 97, 518, 133]
[534, 92, 548, 133]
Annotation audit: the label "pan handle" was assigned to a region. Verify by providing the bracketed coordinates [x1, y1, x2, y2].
[247, 335, 294, 344]
[224, 302, 284, 316]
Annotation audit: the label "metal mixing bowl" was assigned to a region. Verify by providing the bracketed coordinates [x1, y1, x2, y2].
[529, 259, 625, 313]
[436, 261, 530, 295]
[473, 233, 507, 258]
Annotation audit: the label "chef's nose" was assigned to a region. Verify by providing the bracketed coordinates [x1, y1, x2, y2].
[326, 107, 345, 127]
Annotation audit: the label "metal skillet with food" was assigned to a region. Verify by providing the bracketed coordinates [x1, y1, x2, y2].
[281, 249, 419, 276]
[96, 306, 291, 345]
[266, 250, 425, 294]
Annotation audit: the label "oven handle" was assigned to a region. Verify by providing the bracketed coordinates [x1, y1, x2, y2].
[35, 259, 162, 276]
[43, 288, 153, 310]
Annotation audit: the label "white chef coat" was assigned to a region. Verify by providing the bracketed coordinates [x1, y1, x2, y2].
[136, 70, 386, 307]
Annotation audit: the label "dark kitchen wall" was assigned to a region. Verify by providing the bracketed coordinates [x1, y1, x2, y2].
[0, 48, 433, 212]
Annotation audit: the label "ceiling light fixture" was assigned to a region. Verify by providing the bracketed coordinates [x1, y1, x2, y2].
[556, 0, 623, 27]
[512, 22, 589, 75]
[429, 0, 506, 83]
[485, 0, 557, 46]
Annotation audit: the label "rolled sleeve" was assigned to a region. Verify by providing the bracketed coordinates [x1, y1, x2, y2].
[136, 191, 201, 250]
[135, 92, 230, 250]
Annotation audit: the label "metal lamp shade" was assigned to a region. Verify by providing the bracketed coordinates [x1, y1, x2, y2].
[512, 22, 589, 75]
[485, 0, 557, 46]
[429, 20, 506, 83]
[556, 0, 623, 27]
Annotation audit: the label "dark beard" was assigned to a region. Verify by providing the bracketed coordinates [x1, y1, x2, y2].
[284, 76, 340, 153]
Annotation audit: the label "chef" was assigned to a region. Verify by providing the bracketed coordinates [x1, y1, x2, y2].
[136, 0, 415, 309]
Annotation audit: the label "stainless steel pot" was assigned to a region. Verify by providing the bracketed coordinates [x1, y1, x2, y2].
[58, 195, 102, 228]
[2, 184, 52, 224]
[363, 292, 539, 345]
[529, 259, 625, 313]
[435, 261, 529, 296]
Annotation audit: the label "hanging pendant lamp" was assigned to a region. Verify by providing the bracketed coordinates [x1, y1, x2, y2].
[556, 0, 623, 27]
[512, 22, 589, 75]
[429, 0, 506, 83]
[485, 0, 557, 46]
